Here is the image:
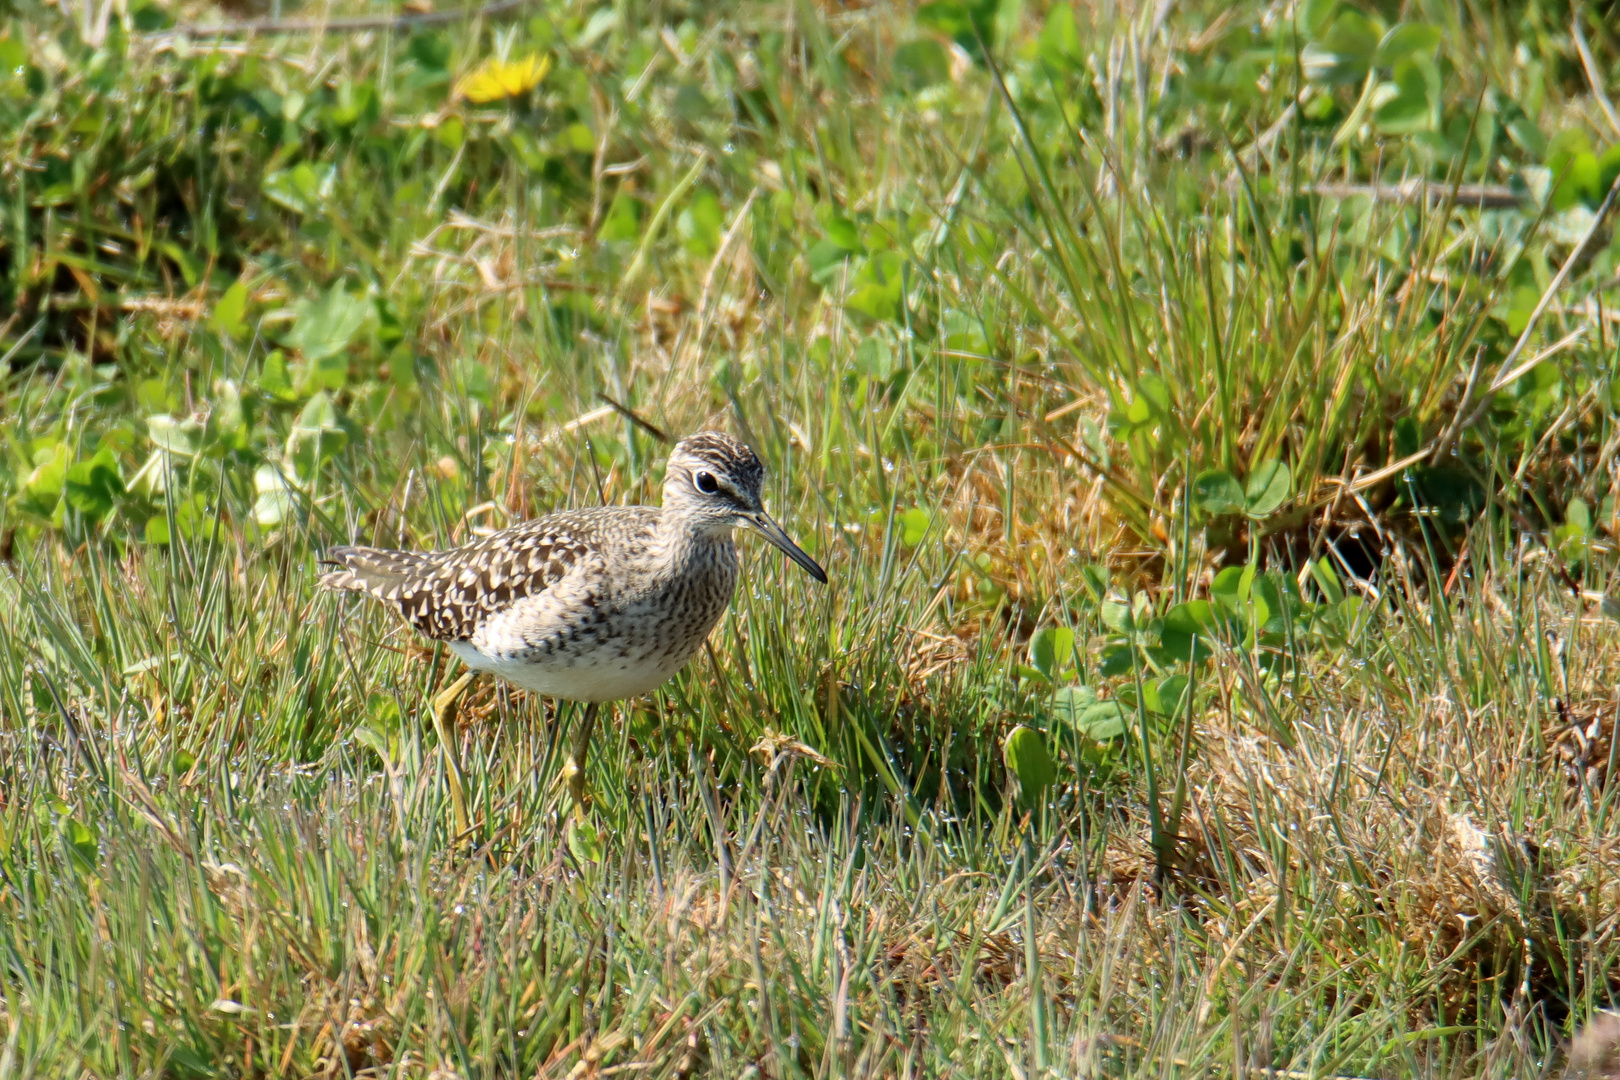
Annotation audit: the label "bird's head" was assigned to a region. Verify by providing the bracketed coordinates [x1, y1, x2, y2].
[662, 431, 827, 583]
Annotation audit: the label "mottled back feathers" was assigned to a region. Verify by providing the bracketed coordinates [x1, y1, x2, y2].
[320, 507, 657, 642]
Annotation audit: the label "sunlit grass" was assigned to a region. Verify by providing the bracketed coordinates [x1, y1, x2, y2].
[3, 0, 1620, 1074]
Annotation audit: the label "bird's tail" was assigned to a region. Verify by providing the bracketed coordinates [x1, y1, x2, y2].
[318, 545, 434, 601]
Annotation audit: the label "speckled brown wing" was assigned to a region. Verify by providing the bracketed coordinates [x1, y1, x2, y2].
[319, 508, 654, 642]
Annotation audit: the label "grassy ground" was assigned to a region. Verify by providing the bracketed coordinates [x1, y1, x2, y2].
[4, 0, 1620, 1075]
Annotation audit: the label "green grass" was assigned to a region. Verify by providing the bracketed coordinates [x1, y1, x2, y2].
[4, 0, 1620, 1074]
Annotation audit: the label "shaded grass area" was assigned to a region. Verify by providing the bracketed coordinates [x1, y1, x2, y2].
[3, 0, 1620, 1074]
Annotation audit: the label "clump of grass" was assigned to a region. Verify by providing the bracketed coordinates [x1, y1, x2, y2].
[3, 0, 1620, 1074]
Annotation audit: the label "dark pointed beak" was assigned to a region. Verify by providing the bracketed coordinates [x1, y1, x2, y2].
[746, 511, 828, 584]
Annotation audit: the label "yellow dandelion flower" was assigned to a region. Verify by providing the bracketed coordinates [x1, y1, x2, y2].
[453, 53, 551, 104]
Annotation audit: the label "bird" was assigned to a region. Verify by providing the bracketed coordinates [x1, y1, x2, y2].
[319, 430, 827, 805]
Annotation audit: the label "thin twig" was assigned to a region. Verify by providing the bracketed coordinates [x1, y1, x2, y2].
[1487, 326, 1587, 396]
[1301, 180, 1521, 209]
[444, 211, 582, 242]
[1573, 16, 1620, 140]
[0, 318, 44, 367]
[1438, 170, 1620, 450]
[1315, 446, 1432, 501]
[595, 391, 671, 445]
[150, 0, 527, 38]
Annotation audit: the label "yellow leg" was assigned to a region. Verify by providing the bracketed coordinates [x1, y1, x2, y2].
[431, 671, 475, 837]
[563, 702, 599, 811]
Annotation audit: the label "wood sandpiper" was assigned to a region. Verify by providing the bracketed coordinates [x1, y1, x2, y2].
[319, 431, 827, 803]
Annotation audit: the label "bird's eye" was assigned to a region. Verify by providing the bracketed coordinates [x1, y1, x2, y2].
[695, 470, 719, 495]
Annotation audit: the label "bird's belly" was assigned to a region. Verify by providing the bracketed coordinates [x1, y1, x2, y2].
[446, 640, 689, 702]
[446, 552, 736, 703]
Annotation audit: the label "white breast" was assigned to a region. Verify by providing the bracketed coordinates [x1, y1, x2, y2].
[445, 641, 684, 701]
